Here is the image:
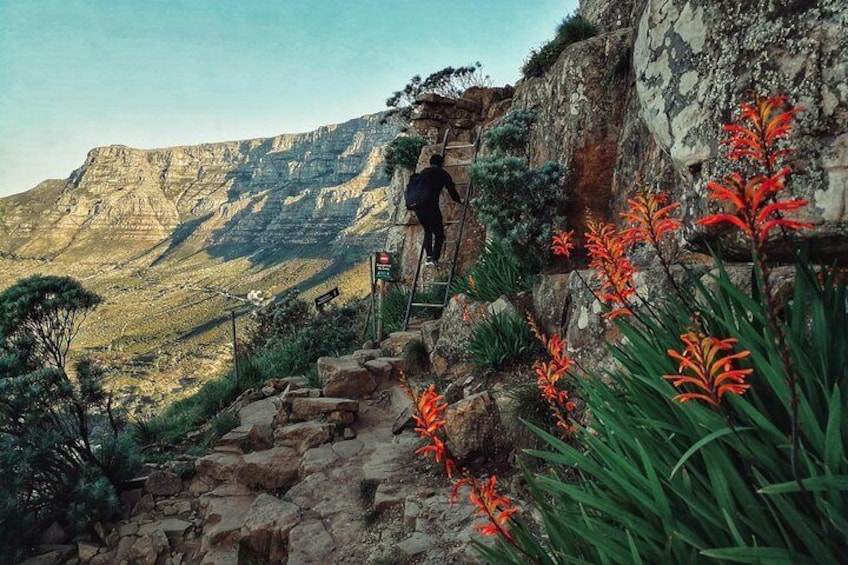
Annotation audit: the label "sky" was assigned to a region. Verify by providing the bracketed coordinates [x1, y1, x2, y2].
[0, 0, 579, 197]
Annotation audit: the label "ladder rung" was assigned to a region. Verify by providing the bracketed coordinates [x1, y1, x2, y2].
[445, 143, 476, 149]
[427, 281, 450, 286]
[411, 302, 444, 308]
[445, 220, 461, 225]
[444, 161, 474, 167]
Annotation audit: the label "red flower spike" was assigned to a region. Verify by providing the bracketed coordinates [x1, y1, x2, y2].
[700, 94, 811, 245]
[403, 382, 457, 478]
[721, 95, 803, 169]
[585, 221, 637, 319]
[664, 331, 753, 407]
[552, 229, 575, 258]
[621, 192, 681, 247]
[451, 475, 519, 542]
[528, 317, 577, 435]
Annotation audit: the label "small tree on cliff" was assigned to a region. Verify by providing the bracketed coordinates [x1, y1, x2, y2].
[469, 109, 568, 267]
[383, 62, 492, 126]
[0, 275, 138, 560]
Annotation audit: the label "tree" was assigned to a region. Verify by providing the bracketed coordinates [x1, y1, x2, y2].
[383, 62, 492, 126]
[0, 274, 102, 370]
[0, 275, 136, 560]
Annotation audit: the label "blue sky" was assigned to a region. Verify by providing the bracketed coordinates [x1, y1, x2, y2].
[0, 0, 578, 197]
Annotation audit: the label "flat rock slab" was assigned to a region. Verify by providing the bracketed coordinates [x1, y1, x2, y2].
[331, 439, 364, 459]
[374, 483, 406, 513]
[217, 424, 270, 453]
[200, 492, 256, 546]
[363, 359, 393, 380]
[144, 470, 182, 496]
[288, 520, 336, 565]
[274, 420, 334, 454]
[349, 348, 383, 363]
[196, 452, 243, 482]
[238, 397, 279, 440]
[300, 445, 339, 477]
[239, 447, 300, 490]
[240, 494, 301, 562]
[319, 357, 377, 399]
[291, 397, 359, 420]
[380, 331, 421, 356]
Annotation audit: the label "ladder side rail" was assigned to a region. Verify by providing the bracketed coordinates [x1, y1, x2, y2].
[442, 126, 482, 308]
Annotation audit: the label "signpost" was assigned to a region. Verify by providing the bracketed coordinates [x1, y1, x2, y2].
[374, 251, 397, 281]
[315, 287, 340, 309]
[373, 252, 398, 340]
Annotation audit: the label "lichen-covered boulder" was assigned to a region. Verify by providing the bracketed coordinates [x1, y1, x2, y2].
[633, 0, 848, 257]
[443, 392, 504, 461]
[429, 294, 483, 378]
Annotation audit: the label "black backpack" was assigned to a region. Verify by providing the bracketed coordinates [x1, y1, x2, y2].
[404, 172, 429, 210]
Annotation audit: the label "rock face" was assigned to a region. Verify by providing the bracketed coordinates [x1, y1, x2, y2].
[0, 114, 399, 262]
[633, 0, 848, 256]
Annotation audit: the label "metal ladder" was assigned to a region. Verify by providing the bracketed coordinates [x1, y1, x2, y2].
[402, 127, 482, 330]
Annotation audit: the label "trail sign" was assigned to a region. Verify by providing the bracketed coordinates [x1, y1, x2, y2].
[315, 287, 340, 308]
[374, 251, 398, 281]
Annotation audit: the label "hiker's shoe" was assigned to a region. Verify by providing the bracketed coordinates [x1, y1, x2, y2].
[424, 258, 438, 267]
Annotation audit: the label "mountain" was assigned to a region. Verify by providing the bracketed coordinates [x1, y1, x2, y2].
[0, 114, 398, 263]
[0, 114, 399, 411]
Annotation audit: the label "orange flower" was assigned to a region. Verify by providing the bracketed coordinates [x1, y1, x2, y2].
[621, 192, 681, 247]
[451, 474, 519, 541]
[552, 229, 575, 258]
[529, 318, 577, 434]
[585, 221, 636, 319]
[698, 171, 811, 245]
[698, 94, 811, 245]
[403, 382, 457, 477]
[664, 331, 753, 407]
[721, 94, 802, 169]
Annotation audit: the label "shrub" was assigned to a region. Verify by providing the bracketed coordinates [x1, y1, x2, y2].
[244, 289, 310, 354]
[452, 238, 528, 302]
[384, 136, 427, 177]
[521, 14, 597, 79]
[470, 157, 566, 266]
[468, 311, 536, 369]
[483, 110, 537, 156]
[402, 338, 430, 373]
[0, 276, 135, 560]
[383, 62, 491, 125]
[470, 109, 568, 266]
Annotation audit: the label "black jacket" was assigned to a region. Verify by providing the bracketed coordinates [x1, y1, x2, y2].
[417, 166, 461, 206]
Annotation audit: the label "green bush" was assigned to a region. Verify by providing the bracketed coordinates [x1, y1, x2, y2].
[470, 157, 565, 267]
[484, 259, 848, 563]
[452, 238, 528, 302]
[383, 62, 491, 125]
[471, 110, 567, 267]
[468, 310, 536, 369]
[384, 136, 427, 177]
[483, 110, 537, 156]
[522, 14, 597, 79]
[0, 276, 136, 560]
[244, 288, 310, 354]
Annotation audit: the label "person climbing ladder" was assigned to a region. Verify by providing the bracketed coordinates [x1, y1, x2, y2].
[409, 154, 463, 266]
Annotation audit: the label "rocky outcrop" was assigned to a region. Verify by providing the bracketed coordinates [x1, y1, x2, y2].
[0, 114, 399, 262]
[633, 0, 848, 257]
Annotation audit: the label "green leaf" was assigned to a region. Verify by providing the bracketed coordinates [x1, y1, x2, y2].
[670, 427, 750, 479]
[700, 546, 799, 563]
[758, 475, 848, 494]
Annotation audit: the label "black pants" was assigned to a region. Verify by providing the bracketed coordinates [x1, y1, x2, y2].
[414, 204, 444, 261]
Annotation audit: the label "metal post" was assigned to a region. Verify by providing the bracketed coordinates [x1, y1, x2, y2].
[376, 279, 385, 342]
[231, 310, 240, 388]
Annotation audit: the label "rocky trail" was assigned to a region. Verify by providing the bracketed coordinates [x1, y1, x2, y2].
[28, 333, 491, 565]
